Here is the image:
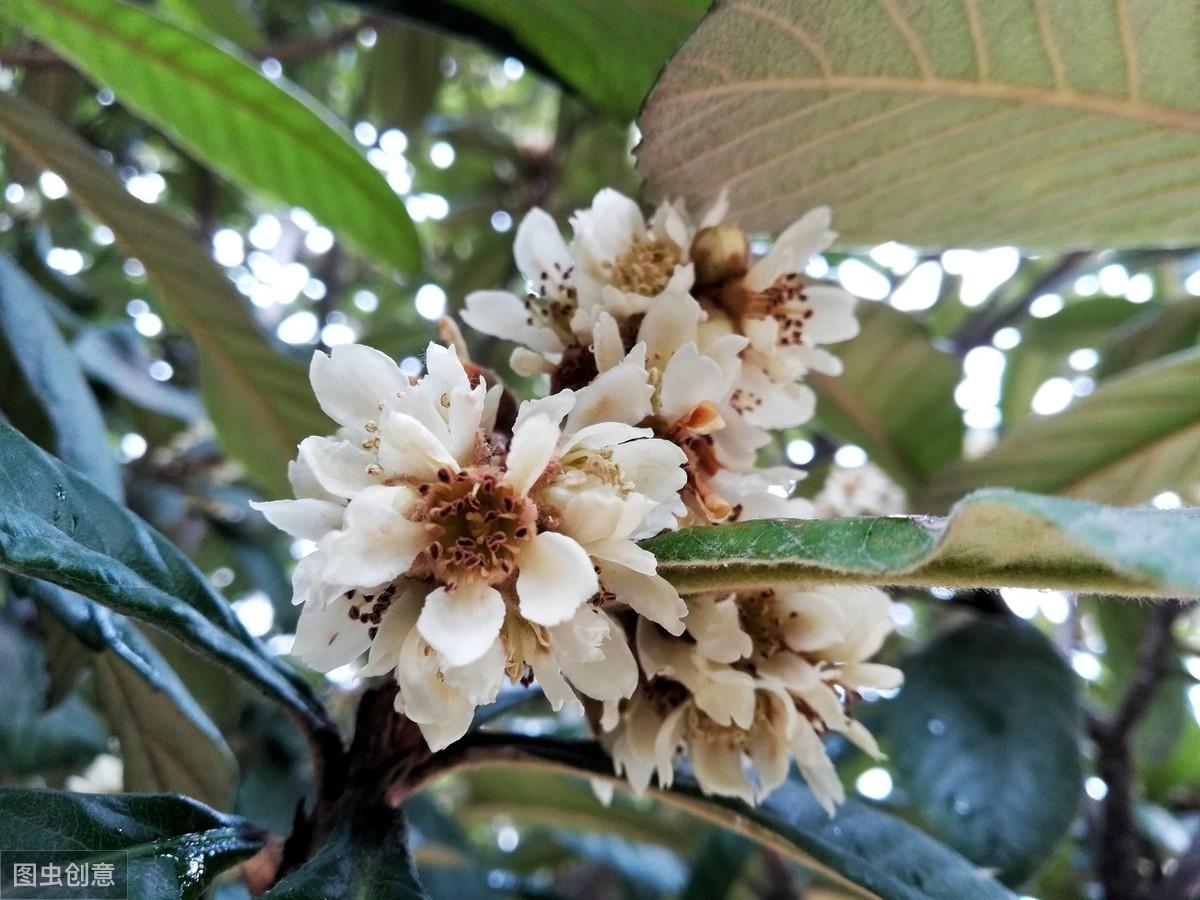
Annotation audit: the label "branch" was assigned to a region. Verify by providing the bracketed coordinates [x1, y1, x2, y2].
[1088, 602, 1185, 900]
[951, 251, 1090, 354]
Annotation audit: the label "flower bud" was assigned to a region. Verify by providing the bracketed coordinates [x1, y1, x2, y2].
[692, 224, 750, 286]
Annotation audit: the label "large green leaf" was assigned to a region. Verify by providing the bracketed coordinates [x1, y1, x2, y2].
[638, 0, 1200, 247]
[886, 617, 1083, 884]
[4, 0, 419, 271]
[434, 736, 1015, 899]
[642, 487, 1200, 598]
[351, 0, 708, 118]
[811, 303, 961, 491]
[1098, 298, 1200, 377]
[0, 92, 327, 496]
[0, 420, 333, 740]
[0, 788, 265, 900]
[924, 348, 1200, 508]
[262, 803, 427, 899]
[0, 255, 120, 499]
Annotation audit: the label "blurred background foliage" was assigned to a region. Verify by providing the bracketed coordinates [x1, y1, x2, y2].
[0, 1, 1198, 898]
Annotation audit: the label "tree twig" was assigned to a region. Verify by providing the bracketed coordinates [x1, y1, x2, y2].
[1088, 602, 1184, 900]
[951, 251, 1090, 353]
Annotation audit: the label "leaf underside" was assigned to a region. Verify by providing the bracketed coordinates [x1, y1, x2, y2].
[637, 0, 1200, 248]
[643, 487, 1200, 598]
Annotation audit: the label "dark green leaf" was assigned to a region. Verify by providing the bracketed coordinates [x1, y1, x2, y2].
[353, 0, 708, 118]
[679, 830, 756, 900]
[447, 737, 1015, 899]
[811, 303, 961, 491]
[0, 420, 333, 739]
[0, 255, 120, 499]
[0, 604, 108, 775]
[0, 92, 328, 496]
[262, 803, 427, 899]
[5, 0, 419, 271]
[886, 617, 1083, 884]
[0, 788, 265, 900]
[643, 487, 1200, 598]
[923, 349, 1200, 508]
[639, 0, 1200, 247]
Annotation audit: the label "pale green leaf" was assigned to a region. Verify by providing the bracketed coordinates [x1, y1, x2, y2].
[4, 0, 419, 270]
[887, 617, 1082, 884]
[638, 0, 1200, 247]
[0, 92, 327, 497]
[923, 348, 1200, 508]
[642, 487, 1200, 597]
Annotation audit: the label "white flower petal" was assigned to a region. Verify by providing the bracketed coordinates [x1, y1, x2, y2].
[424, 342, 470, 396]
[510, 347, 557, 375]
[515, 207, 573, 291]
[503, 413, 560, 495]
[840, 662, 904, 691]
[377, 410, 460, 480]
[513, 390, 575, 432]
[802, 285, 860, 344]
[571, 189, 645, 263]
[698, 187, 730, 229]
[564, 356, 653, 432]
[598, 562, 687, 635]
[553, 608, 638, 701]
[532, 651, 582, 714]
[321, 485, 426, 586]
[309, 344, 405, 429]
[291, 595, 370, 672]
[637, 289, 703, 366]
[592, 311, 625, 373]
[288, 455, 339, 502]
[418, 581, 506, 667]
[745, 207, 835, 293]
[659, 342, 725, 424]
[361, 589, 422, 676]
[443, 639, 506, 705]
[462, 290, 564, 353]
[686, 594, 753, 664]
[609, 439, 687, 503]
[692, 738, 756, 805]
[516, 531, 598, 626]
[299, 436, 381, 499]
[588, 539, 658, 576]
[251, 498, 344, 541]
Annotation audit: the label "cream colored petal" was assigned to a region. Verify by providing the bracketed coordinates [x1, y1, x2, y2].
[745, 207, 834, 293]
[659, 343, 726, 424]
[360, 584, 424, 676]
[698, 187, 730, 229]
[513, 390, 575, 432]
[503, 412, 560, 495]
[445, 384, 487, 465]
[515, 531, 598, 626]
[309, 344, 405, 429]
[417, 581, 506, 668]
[291, 594, 370, 673]
[811, 587, 895, 662]
[552, 487, 657, 545]
[552, 608, 638, 701]
[572, 188, 644, 262]
[637, 289, 702, 365]
[288, 455, 339, 502]
[514, 207, 573, 290]
[692, 738, 756, 805]
[587, 539, 658, 576]
[531, 650, 582, 714]
[562, 422, 651, 452]
[592, 311, 625, 373]
[598, 562, 687, 636]
[686, 594, 752, 664]
[481, 382, 503, 433]
[755, 652, 822, 693]
[510, 346, 557, 376]
[840, 662, 905, 691]
[377, 410, 460, 480]
[692, 666, 757, 729]
[321, 485, 425, 586]
[299, 436, 381, 499]
[443, 638, 506, 705]
[462, 290, 564, 353]
[251, 498, 344, 541]
[424, 342, 471, 396]
[791, 719, 844, 816]
[652, 702, 688, 789]
[609, 438, 687, 502]
[564, 357, 653, 432]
